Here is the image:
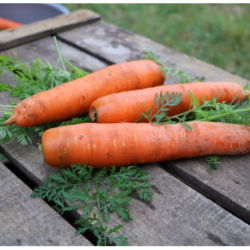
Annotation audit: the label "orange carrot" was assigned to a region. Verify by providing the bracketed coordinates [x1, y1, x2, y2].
[0, 17, 22, 30]
[41, 121, 250, 169]
[4, 60, 165, 127]
[89, 81, 249, 123]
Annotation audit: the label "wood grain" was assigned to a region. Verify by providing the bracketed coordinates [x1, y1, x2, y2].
[0, 9, 100, 51]
[58, 20, 249, 88]
[1, 137, 250, 245]
[1, 20, 250, 246]
[0, 35, 108, 79]
[0, 36, 108, 117]
[160, 154, 250, 224]
[110, 163, 250, 246]
[56, 20, 250, 224]
[0, 162, 92, 246]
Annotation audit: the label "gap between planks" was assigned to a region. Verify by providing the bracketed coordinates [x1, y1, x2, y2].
[2, 159, 99, 246]
[0, 162, 93, 246]
[158, 160, 250, 226]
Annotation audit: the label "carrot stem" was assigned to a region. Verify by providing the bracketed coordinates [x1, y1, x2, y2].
[37, 143, 43, 153]
[51, 60, 60, 89]
[198, 107, 250, 122]
[95, 181, 106, 245]
[164, 104, 250, 124]
[53, 36, 68, 79]
[3, 112, 14, 116]
[90, 82, 247, 124]
[0, 104, 15, 108]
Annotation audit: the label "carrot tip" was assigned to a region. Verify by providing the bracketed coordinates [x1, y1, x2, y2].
[89, 107, 97, 122]
[3, 115, 16, 125]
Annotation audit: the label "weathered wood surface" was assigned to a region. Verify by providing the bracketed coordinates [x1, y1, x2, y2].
[1, 14, 250, 246]
[0, 162, 92, 246]
[0, 9, 100, 51]
[56, 20, 250, 224]
[160, 154, 250, 224]
[1, 36, 108, 73]
[0, 36, 108, 116]
[58, 20, 249, 88]
[1, 38, 250, 245]
[1, 138, 250, 245]
[113, 163, 250, 246]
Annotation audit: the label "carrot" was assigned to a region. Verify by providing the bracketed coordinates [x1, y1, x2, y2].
[89, 81, 249, 123]
[4, 60, 165, 127]
[41, 121, 250, 169]
[0, 17, 22, 30]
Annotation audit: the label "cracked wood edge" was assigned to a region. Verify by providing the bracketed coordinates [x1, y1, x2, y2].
[0, 9, 100, 51]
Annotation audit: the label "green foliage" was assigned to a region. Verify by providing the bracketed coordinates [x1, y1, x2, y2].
[143, 51, 201, 83]
[0, 114, 34, 145]
[136, 80, 250, 172]
[0, 54, 88, 100]
[63, 59, 89, 79]
[183, 92, 250, 127]
[0, 40, 153, 246]
[204, 156, 221, 174]
[0, 83, 11, 91]
[136, 91, 183, 124]
[31, 163, 152, 246]
[1, 29, 248, 246]
[138, 90, 250, 127]
[64, 4, 250, 80]
[58, 116, 90, 126]
[0, 115, 91, 146]
[0, 37, 90, 146]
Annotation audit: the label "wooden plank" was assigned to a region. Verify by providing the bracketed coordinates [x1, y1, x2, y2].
[0, 9, 100, 51]
[0, 35, 108, 74]
[110, 163, 250, 246]
[0, 162, 93, 246]
[160, 154, 250, 224]
[1, 27, 250, 245]
[57, 20, 249, 88]
[0, 36, 107, 182]
[0, 36, 108, 117]
[56, 20, 250, 222]
[1, 138, 250, 245]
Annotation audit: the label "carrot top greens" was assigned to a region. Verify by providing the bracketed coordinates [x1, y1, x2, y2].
[0, 38, 90, 145]
[143, 51, 202, 83]
[31, 163, 152, 246]
[1, 39, 250, 245]
[0, 37, 153, 246]
[137, 89, 250, 128]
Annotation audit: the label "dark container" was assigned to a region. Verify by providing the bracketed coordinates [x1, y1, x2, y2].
[0, 3, 69, 24]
